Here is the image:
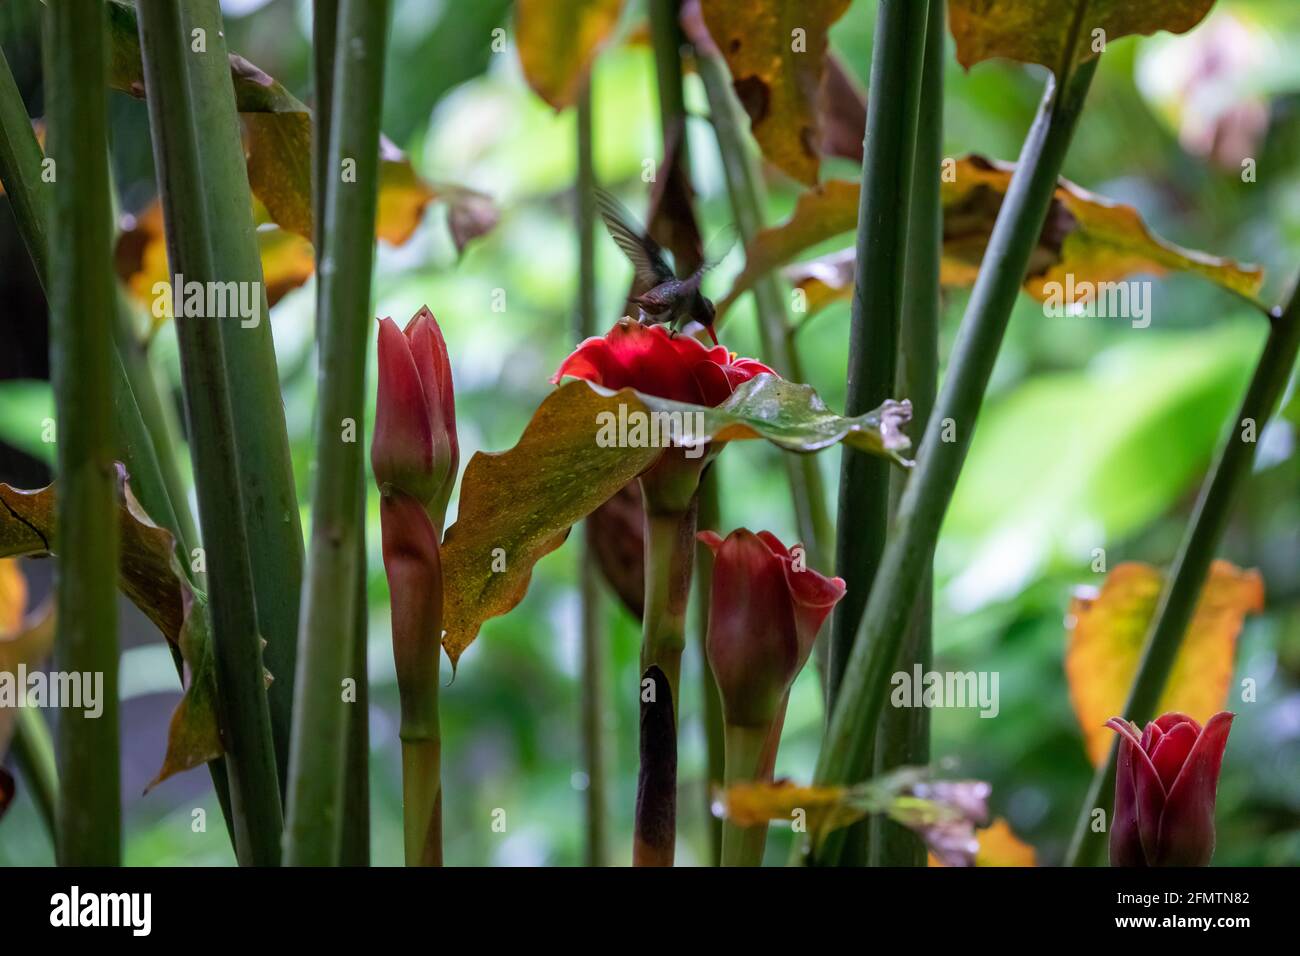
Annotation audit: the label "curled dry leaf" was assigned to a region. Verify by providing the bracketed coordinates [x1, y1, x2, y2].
[440, 376, 910, 666]
[0, 469, 226, 787]
[515, 0, 625, 110]
[696, 0, 852, 185]
[725, 155, 1265, 319]
[1065, 560, 1264, 766]
[948, 0, 1217, 76]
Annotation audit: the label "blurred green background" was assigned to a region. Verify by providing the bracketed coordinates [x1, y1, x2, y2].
[2, 0, 1299, 866]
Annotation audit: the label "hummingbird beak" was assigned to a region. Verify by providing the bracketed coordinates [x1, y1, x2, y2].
[706, 324, 718, 345]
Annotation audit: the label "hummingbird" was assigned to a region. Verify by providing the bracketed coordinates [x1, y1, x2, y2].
[595, 187, 730, 344]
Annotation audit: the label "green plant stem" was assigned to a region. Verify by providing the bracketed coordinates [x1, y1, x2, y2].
[805, 56, 1099, 868]
[872, 0, 945, 867]
[44, 0, 121, 866]
[719, 723, 769, 866]
[575, 78, 610, 868]
[633, 463, 701, 866]
[649, 0, 689, 172]
[830, 0, 931, 716]
[137, 0, 284, 865]
[695, 466, 725, 865]
[11, 702, 59, 842]
[0, 33, 235, 841]
[283, 0, 389, 867]
[696, 51, 833, 576]
[1066, 290, 1300, 866]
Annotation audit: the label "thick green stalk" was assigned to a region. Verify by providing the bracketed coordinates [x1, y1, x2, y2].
[719, 724, 769, 866]
[0, 34, 235, 838]
[806, 58, 1099, 868]
[872, 0, 945, 867]
[695, 467, 725, 865]
[310, 0, 370, 869]
[137, 0, 284, 865]
[696, 50, 833, 573]
[633, 463, 701, 866]
[284, 0, 389, 867]
[11, 695, 59, 842]
[829, 0, 931, 714]
[45, 0, 121, 866]
[1066, 290, 1300, 866]
[575, 78, 609, 867]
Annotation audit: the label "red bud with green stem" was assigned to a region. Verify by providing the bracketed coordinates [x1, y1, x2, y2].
[554, 319, 773, 865]
[699, 528, 845, 866]
[373, 306, 458, 866]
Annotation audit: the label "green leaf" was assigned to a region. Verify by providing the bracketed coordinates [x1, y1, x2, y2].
[0, 468, 223, 786]
[948, 0, 1217, 75]
[440, 377, 910, 666]
[0, 380, 54, 465]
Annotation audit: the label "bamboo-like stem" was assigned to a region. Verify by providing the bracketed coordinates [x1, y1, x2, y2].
[805, 57, 1099, 868]
[633, 470, 700, 866]
[309, 0, 370, 869]
[872, 0, 945, 867]
[0, 35, 235, 839]
[829, 0, 931, 715]
[44, 0, 121, 866]
[575, 78, 609, 867]
[696, 50, 833, 574]
[137, 0, 283, 865]
[1066, 290, 1300, 866]
[695, 467, 725, 865]
[11, 697, 59, 842]
[719, 724, 769, 866]
[284, 0, 390, 867]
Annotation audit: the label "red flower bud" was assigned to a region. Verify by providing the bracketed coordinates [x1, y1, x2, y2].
[699, 529, 845, 729]
[1107, 711, 1234, 867]
[372, 307, 458, 527]
[552, 319, 774, 407]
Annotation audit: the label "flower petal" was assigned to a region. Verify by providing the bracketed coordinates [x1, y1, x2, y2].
[1156, 711, 1234, 866]
[1149, 720, 1198, 792]
[373, 316, 434, 496]
[1107, 717, 1165, 863]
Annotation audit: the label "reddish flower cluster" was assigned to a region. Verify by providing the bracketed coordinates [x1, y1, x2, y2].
[552, 318, 774, 407]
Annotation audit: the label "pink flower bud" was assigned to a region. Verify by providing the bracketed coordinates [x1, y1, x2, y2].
[372, 307, 458, 527]
[699, 529, 845, 729]
[1107, 711, 1234, 867]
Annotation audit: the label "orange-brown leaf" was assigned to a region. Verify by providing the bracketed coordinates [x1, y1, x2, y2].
[1065, 560, 1264, 765]
[516, 0, 625, 110]
[928, 817, 1038, 867]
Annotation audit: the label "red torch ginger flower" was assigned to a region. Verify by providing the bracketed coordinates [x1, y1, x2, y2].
[699, 529, 845, 729]
[552, 318, 774, 407]
[1107, 711, 1234, 867]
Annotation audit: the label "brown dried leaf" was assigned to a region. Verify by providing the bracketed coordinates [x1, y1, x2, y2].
[516, 0, 625, 110]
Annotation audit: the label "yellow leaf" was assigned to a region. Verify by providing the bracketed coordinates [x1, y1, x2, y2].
[948, 0, 1217, 75]
[1065, 560, 1264, 766]
[0, 559, 25, 636]
[928, 817, 1037, 867]
[698, 0, 852, 186]
[717, 780, 863, 833]
[516, 0, 625, 110]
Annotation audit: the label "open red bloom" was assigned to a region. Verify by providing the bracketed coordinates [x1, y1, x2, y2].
[552, 319, 774, 407]
[1107, 711, 1234, 867]
[698, 529, 845, 728]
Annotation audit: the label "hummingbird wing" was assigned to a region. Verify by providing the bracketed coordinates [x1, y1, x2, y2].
[595, 187, 676, 289]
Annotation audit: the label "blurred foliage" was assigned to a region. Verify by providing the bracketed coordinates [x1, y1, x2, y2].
[1, 0, 1299, 866]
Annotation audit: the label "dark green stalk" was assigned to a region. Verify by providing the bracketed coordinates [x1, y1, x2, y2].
[872, 0, 945, 867]
[805, 57, 1099, 868]
[648, 0, 688, 172]
[1066, 290, 1300, 866]
[284, 0, 389, 867]
[0, 32, 234, 839]
[575, 78, 609, 867]
[310, 0, 370, 869]
[829, 0, 931, 715]
[137, 0, 284, 865]
[44, 0, 120, 866]
[695, 467, 725, 865]
[695, 50, 833, 573]
[11, 698, 59, 841]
